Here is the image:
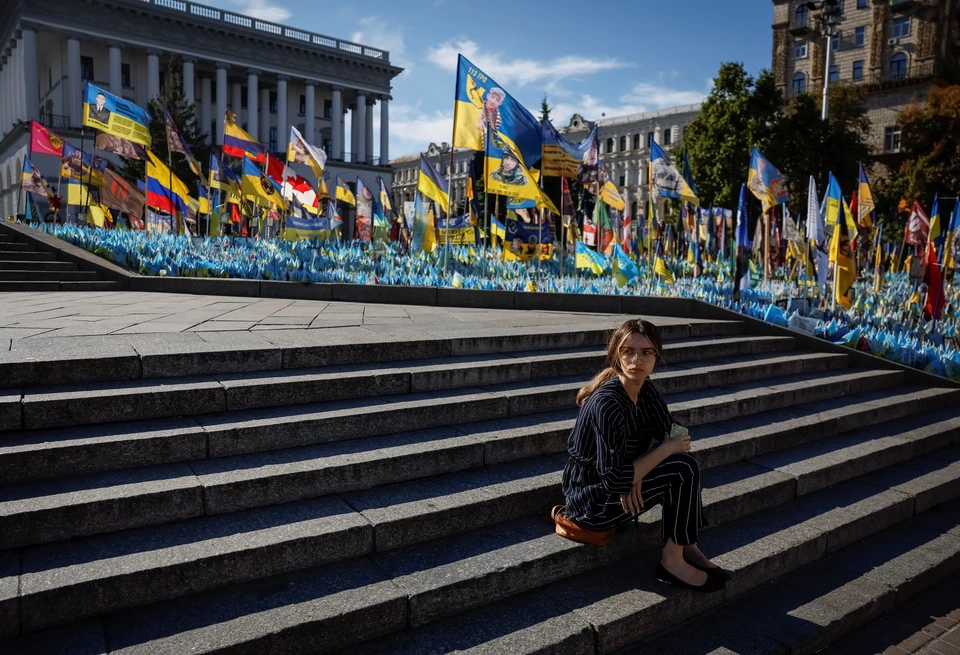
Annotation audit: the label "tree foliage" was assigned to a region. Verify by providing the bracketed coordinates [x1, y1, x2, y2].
[682, 63, 869, 213]
[892, 85, 960, 206]
[119, 55, 210, 195]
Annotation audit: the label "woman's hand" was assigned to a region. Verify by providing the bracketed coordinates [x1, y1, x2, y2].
[620, 481, 644, 515]
[663, 433, 691, 454]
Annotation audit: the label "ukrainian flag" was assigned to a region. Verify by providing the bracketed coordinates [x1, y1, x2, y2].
[651, 142, 697, 204]
[223, 111, 265, 163]
[575, 241, 605, 275]
[929, 194, 942, 248]
[747, 147, 789, 211]
[824, 172, 843, 227]
[208, 154, 241, 201]
[611, 243, 639, 287]
[451, 54, 542, 167]
[654, 237, 675, 284]
[411, 193, 437, 255]
[417, 153, 449, 210]
[857, 163, 875, 229]
[484, 130, 557, 214]
[336, 177, 355, 205]
[491, 216, 507, 245]
[830, 201, 857, 309]
[241, 157, 286, 210]
[146, 151, 190, 216]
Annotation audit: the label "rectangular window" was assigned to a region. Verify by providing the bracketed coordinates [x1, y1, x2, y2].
[884, 126, 901, 152]
[893, 16, 910, 39]
[663, 129, 672, 146]
[852, 60, 864, 80]
[855, 26, 865, 48]
[120, 63, 130, 88]
[269, 127, 277, 153]
[857, 0, 867, 7]
[619, 136, 626, 151]
[324, 100, 332, 119]
[831, 33, 840, 52]
[829, 65, 840, 83]
[241, 86, 248, 109]
[80, 56, 94, 81]
[618, 173, 626, 187]
[795, 39, 808, 59]
[269, 91, 277, 114]
[299, 94, 305, 116]
[647, 131, 654, 147]
[632, 134, 640, 149]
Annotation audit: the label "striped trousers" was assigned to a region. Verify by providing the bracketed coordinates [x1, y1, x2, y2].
[588, 452, 707, 546]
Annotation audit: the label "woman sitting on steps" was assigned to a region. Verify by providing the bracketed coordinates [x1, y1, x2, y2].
[555, 318, 728, 592]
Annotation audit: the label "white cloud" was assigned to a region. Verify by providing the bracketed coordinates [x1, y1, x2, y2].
[353, 16, 409, 74]
[426, 39, 629, 87]
[224, 0, 291, 22]
[550, 81, 708, 125]
[384, 104, 454, 159]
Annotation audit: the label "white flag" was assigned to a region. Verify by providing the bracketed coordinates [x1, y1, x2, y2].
[806, 175, 823, 244]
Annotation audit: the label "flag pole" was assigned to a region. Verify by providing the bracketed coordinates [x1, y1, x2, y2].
[483, 126, 490, 249]
[16, 156, 25, 221]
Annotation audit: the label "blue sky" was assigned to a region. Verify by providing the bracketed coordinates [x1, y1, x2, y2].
[209, 0, 774, 160]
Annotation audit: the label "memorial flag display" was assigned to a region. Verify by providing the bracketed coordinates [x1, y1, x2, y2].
[83, 82, 152, 147]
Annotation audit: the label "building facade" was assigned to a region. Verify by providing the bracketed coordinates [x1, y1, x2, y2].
[772, 0, 959, 157]
[560, 105, 702, 217]
[0, 0, 402, 220]
[389, 142, 475, 214]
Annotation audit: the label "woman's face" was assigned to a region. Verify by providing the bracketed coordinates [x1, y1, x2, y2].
[618, 332, 658, 383]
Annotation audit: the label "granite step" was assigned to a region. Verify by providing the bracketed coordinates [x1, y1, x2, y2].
[59, 281, 122, 292]
[7, 411, 957, 634]
[23, 447, 957, 655]
[0, 281, 61, 292]
[0, 270, 101, 282]
[0, 260, 77, 271]
[0, 251, 55, 261]
[625, 501, 960, 655]
[7, 337, 799, 431]
[351, 491, 960, 655]
[0, 369, 906, 550]
[0, 243, 33, 252]
[0, 321, 748, 391]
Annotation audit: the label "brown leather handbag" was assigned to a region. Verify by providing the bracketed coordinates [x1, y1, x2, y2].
[551, 505, 615, 546]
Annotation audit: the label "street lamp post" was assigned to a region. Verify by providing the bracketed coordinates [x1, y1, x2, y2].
[806, 0, 843, 120]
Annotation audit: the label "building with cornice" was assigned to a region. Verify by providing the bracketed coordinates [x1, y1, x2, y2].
[0, 0, 402, 221]
[771, 0, 959, 161]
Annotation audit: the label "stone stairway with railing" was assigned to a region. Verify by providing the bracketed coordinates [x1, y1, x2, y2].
[0, 230, 121, 292]
[0, 316, 958, 654]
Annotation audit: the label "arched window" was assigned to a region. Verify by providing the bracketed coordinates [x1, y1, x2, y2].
[793, 72, 807, 94]
[890, 52, 907, 80]
[795, 5, 809, 29]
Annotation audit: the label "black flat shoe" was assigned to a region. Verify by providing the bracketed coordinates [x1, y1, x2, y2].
[684, 556, 732, 581]
[655, 563, 725, 592]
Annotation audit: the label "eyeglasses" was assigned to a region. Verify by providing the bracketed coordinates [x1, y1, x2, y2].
[619, 348, 658, 362]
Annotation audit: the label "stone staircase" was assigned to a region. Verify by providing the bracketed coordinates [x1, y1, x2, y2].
[0, 317, 958, 654]
[0, 230, 121, 292]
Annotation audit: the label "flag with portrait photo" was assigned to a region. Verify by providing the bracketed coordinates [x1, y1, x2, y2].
[650, 141, 696, 203]
[162, 108, 203, 178]
[208, 154, 241, 202]
[747, 147, 789, 211]
[83, 82, 152, 146]
[20, 156, 52, 198]
[30, 120, 64, 157]
[541, 117, 598, 178]
[335, 176, 355, 205]
[355, 177, 374, 243]
[485, 130, 557, 213]
[101, 167, 146, 218]
[60, 142, 107, 187]
[286, 125, 326, 178]
[95, 133, 148, 160]
[452, 54, 542, 167]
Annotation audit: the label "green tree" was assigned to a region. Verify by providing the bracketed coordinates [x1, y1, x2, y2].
[540, 94, 551, 124]
[119, 55, 210, 195]
[891, 85, 960, 206]
[682, 63, 784, 209]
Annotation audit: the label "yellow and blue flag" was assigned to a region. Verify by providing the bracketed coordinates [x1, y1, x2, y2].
[208, 154, 241, 202]
[491, 216, 507, 246]
[611, 243, 639, 287]
[575, 240, 606, 275]
[223, 110, 265, 162]
[929, 194, 942, 248]
[541, 117, 598, 179]
[411, 193, 438, 255]
[682, 154, 700, 206]
[417, 153, 449, 210]
[146, 151, 190, 216]
[944, 202, 959, 269]
[653, 235, 675, 285]
[83, 81, 151, 147]
[375, 177, 394, 229]
[335, 177, 355, 205]
[241, 157, 286, 210]
[747, 147, 789, 211]
[485, 130, 558, 213]
[452, 54, 542, 167]
[857, 163, 875, 229]
[824, 171, 843, 228]
[20, 156, 52, 198]
[650, 141, 697, 203]
[600, 181, 625, 211]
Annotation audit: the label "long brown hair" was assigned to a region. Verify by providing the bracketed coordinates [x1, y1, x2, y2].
[576, 319, 663, 406]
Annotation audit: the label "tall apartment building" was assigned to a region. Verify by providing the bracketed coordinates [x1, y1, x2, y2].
[0, 0, 402, 219]
[772, 0, 959, 158]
